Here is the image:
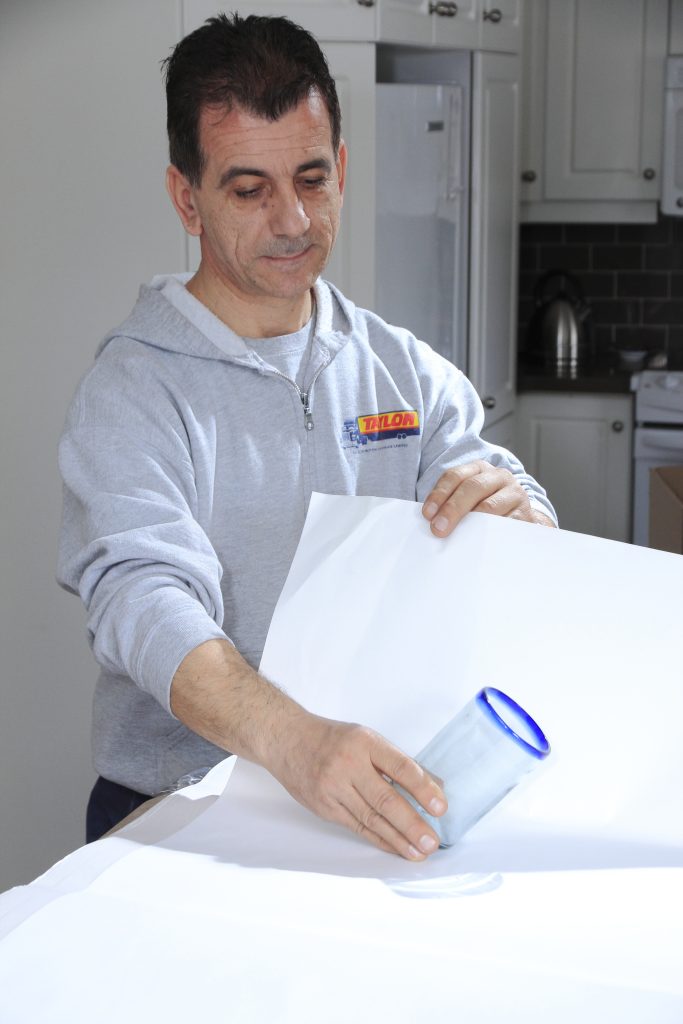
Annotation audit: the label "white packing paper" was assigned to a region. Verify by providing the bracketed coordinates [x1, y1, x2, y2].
[1, 493, 682, 1022]
[261, 493, 683, 853]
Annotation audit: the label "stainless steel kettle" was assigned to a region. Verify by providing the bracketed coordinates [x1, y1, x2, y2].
[526, 270, 592, 378]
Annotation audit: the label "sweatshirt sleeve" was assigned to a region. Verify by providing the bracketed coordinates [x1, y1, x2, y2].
[415, 348, 558, 524]
[57, 349, 229, 715]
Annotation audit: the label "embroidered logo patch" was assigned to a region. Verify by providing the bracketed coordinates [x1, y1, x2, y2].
[341, 410, 421, 449]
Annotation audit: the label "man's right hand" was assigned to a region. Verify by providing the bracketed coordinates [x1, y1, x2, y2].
[264, 711, 447, 860]
[171, 639, 446, 860]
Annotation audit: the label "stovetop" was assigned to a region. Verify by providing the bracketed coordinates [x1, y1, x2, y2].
[632, 371, 683, 423]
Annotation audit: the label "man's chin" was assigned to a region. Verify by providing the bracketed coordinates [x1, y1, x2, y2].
[255, 259, 325, 299]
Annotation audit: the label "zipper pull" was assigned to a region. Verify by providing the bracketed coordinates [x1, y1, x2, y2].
[301, 393, 314, 431]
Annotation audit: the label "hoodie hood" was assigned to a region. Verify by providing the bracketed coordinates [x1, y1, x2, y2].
[97, 273, 357, 368]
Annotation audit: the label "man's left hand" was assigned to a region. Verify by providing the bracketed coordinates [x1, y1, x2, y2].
[422, 461, 555, 537]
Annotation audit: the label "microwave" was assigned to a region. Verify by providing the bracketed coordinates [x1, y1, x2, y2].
[662, 57, 683, 216]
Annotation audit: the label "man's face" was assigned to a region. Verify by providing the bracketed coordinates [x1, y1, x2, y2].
[181, 91, 346, 305]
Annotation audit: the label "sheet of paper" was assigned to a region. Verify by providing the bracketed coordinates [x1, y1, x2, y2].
[1, 860, 681, 1022]
[1, 493, 682, 1022]
[261, 493, 683, 852]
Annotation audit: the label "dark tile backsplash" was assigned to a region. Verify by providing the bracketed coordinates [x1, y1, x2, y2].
[518, 215, 683, 368]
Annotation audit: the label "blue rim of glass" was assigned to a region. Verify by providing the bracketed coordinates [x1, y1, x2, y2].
[476, 687, 550, 759]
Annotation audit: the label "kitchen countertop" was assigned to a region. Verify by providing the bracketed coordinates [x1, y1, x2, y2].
[517, 361, 634, 395]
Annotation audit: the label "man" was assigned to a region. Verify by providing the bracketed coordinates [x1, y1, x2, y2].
[58, 13, 556, 858]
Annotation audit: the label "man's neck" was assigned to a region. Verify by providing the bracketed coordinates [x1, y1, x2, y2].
[185, 269, 313, 339]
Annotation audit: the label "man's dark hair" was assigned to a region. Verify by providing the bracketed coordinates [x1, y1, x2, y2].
[162, 13, 342, 187]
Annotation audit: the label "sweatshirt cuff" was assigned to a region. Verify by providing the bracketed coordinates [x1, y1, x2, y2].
[134, 604, 231, 716]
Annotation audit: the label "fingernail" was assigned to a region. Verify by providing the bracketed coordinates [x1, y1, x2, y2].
[419, 834, 438, 853]
[423, 502, 438, 519]
[429, 797, 446, 815]
[432, 515, 448, 533]
[408, 845, 423, 860]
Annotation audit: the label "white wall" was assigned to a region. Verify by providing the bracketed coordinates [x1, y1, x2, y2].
[0, 0, 185, 892]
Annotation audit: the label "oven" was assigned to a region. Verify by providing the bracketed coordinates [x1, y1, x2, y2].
[632, 371, 683, 546]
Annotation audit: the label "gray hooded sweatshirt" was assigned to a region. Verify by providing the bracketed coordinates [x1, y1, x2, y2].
[58, 274, 555, 794]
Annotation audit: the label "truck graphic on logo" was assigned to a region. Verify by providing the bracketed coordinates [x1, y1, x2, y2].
[342, 409, 421, 448]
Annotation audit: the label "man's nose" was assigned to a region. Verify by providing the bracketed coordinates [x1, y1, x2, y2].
[270, 186, 311, 237]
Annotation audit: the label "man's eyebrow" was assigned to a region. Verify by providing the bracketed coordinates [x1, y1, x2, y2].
[217, 157, 333, 190]
[217, 166, 267, 189]
[296, 158, 332, 175]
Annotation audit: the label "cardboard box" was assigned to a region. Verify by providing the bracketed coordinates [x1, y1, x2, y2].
[649, 466, 683, 554]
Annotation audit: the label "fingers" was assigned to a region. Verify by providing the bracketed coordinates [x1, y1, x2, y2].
[359, 744, 447, 859]
[370, 739, 446, 823]
[325, 735, 444, 859]
[422, 463, 532, 536]
[335, 785, 439, 861]
[473, 482, 530, 519]
[274, 716, 447, 861]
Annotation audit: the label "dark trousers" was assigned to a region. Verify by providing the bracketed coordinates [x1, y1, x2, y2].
[86, 776, 152, 844]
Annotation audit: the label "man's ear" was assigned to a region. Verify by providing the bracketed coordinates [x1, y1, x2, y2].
[336, 140, 348, 204]
[165, 165, 203, 236]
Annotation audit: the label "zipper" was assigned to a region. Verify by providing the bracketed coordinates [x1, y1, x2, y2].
[268, 358, 329, 431]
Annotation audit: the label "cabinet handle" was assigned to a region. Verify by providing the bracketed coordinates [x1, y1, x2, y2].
[483, 8, 503, 22]
[483, 396, 496, 410]
[356, 0, 374, 6]
[611, 420, 624, 433]
[429, 1, 458, 16]
[521, 169, 537, 183]
[642, 168, 656, 181]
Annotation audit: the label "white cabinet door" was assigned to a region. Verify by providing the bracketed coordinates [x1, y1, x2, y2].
[430, 0, 521, 52]
[478, 0, 523, 52]
[376, 0, 433, 45]
[469, 52, 521, 429]
[375, 0, 479, 49]
[363, 0, 520, 51]
[183, 0, 377, 42]
[185, 0, 520, 49]
[544, 0, 668, 202]
[481, 411, 515, 449]
[519, 0, 546, 203]
[672, 0, 683, 54]
[322, 44, 376, 309]
[435, 0, 521, 51]
[516, 393, 633, 542]
[433, 0, 481, 50]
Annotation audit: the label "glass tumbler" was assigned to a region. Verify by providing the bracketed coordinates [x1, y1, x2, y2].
[399, 687, 551, 848]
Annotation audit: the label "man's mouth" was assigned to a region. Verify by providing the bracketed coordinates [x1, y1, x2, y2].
[263, 245, 312, 262]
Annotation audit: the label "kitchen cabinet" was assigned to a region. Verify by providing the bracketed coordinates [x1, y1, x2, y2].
[185, 0, 521, 50]
[377, 0, 474, 47]
[672, 0, 683, 53]
[183, 0, 377, 42]
[515, 392, 633, 542]
[469, 52, 521, 428]
[479, 0, 522, 51]
[377, 0, 521, 52]
[520, 0, 669, 223]
[316, 45, 377, 311]
[482, 411, 515, 448]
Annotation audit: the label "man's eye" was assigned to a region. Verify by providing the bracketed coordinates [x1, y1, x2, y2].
[234, 187, 262, 200]
[301, 177, 328, 189]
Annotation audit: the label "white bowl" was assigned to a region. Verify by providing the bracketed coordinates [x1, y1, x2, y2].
[618, 349, 648, 371]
